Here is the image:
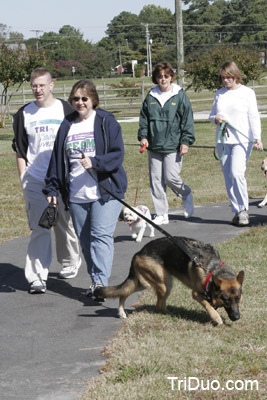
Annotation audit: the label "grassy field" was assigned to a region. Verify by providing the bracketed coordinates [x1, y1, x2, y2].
[0, 115, 266, 399]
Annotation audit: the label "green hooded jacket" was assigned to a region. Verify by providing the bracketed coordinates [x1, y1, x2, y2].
[138, 85, 195, 153]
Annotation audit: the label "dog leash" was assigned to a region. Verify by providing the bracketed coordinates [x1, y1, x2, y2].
[133, 144, 148, 206]
[213, 121, 228, 161]
[214, 121, 267, 160]
[70, 149, 201, 266]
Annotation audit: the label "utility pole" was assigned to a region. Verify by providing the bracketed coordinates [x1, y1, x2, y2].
[149, 39, 153, 77]
[30, 30, 43, 51]
[175, 0, 184, 86]
[118, 43, 122, 75]
[142, 23, 150, 77]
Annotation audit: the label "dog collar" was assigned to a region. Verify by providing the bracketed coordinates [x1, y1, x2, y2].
[204, 272, 213, 291]
[204, 261, 225, 304]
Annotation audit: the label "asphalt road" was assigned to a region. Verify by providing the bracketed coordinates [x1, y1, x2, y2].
[0, 199, 266, 400]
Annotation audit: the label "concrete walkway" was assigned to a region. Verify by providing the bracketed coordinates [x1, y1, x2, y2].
[0, 200, 267, 399]
[118, 110, 267, 123]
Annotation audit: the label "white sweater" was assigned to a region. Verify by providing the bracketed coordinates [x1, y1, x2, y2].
[209, 85, 261, 144]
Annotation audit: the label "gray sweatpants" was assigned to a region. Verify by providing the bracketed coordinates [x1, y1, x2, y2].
[148, 151, 191, 216]
[21, 171, 80, 283]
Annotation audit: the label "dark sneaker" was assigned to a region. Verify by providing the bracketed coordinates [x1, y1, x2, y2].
[93, 284, 105, 303]
[85, 283, 96, 297]
[231, 213, 239, 226]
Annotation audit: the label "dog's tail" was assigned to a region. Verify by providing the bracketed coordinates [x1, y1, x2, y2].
[94, 258, 143, 300]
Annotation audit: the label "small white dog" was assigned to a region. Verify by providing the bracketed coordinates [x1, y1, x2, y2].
[258, 157, 267, 208]
[123, 205, 155, 242]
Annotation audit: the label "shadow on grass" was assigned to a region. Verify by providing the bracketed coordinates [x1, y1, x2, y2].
[134, 303, 211, 324]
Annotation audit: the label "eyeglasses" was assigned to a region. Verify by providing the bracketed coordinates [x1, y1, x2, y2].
[157, 74, 170, 80]
[73, 96, 89, 102]
[221, 75, 234, 80]
[31, 83, 50, 91]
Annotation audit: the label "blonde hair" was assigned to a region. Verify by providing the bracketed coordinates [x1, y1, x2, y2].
[30, 67, 52, 82]
[219, 61, 242, 84]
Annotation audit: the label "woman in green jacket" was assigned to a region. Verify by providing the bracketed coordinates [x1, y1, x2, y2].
[138, 62, 195, 225]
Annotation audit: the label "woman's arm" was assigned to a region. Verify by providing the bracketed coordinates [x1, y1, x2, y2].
[16, 154, 26, 178]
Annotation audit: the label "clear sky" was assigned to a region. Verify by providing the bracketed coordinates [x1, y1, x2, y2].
[1, 0, 175, 43]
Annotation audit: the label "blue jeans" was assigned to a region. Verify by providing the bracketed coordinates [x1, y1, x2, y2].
[69, 199, 122, 286]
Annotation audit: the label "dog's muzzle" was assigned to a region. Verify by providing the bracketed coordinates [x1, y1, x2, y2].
[225, 307, 240, 321]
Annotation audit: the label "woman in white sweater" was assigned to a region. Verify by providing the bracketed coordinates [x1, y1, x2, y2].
[209, 60, 263, 226]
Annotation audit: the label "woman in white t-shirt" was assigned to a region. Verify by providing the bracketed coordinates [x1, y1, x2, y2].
[44, 80, 127, 300]
[209, 60, 263, 226]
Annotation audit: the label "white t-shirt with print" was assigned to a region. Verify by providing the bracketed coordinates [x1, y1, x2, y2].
[23, 99, 65, 181]
[66, 111, 101, 203]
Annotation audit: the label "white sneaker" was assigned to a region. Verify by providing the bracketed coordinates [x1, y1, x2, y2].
[237, 210, 249, 226]
[153, 214, 169, 225]
[59, 257, 82, 279]
[183, 193, 194, 218]
[29, 279, 46, 294]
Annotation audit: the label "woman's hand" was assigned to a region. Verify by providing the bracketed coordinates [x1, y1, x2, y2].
[80, 156, 92, 170]
[180, 144, 189, 156]
[140, 138, 149, 148]
[47, 196, 57, 207]
[215, 114, 225, 125]
[254, 140, 263, 151]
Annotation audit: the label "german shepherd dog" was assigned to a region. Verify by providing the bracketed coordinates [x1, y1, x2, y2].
[94, 237, 244, 325]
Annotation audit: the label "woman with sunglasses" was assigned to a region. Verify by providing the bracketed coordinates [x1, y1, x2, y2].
[43, 79, 127, 300]
[138, 62, 195, 225]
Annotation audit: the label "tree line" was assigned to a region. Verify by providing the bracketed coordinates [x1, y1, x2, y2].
[1, 0, 266, 80]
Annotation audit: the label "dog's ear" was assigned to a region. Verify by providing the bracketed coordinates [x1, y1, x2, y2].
[236, 270, 245, 285]
[212, 276, 222, 288]
[119, 207, 125, 221]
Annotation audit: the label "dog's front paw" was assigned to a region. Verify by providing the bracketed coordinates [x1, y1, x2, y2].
[136, 238, 142, 243]
[258, 202, 264, 208]
[211, 315, 223, 326]
[118, 309, 127, 319]
[149, 234, 155, 238]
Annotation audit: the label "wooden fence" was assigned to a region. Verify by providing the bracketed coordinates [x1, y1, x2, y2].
[3, 81, 267, 121]
[4, 81, 147, 120]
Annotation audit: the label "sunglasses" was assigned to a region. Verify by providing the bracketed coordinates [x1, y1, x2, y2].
[73, 96, 89, 102]
[157, 74, 170, 80]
